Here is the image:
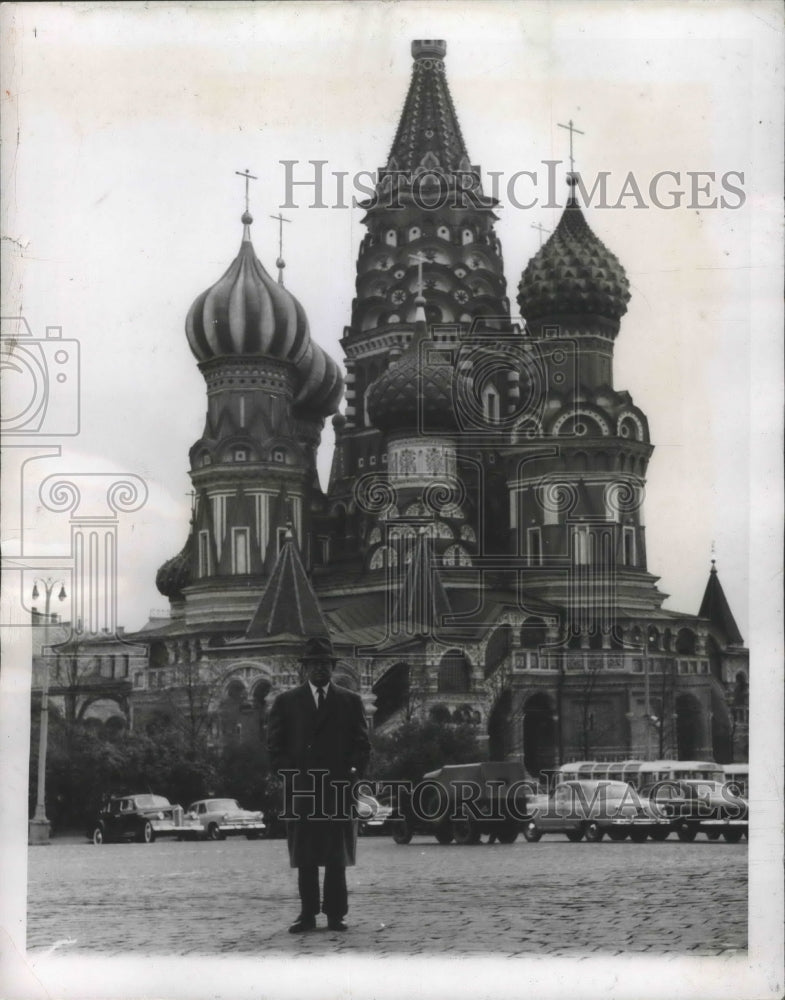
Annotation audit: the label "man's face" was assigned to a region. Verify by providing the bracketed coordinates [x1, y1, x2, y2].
[306, 657, 334, 688]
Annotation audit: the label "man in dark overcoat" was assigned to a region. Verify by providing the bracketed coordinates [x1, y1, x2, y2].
[267, 636, 370, 933]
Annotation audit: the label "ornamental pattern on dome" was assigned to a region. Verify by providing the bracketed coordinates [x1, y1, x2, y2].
[185, 216, 343, 416]
[517, 196, 631, 323]
[366, 328, 457, 434]
[386, 40, 470, 178]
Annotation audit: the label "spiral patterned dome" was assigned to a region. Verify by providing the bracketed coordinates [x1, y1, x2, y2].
[185, 214, 343, 416]
[366, 304, 456, 434]
[517, 190, 631, 324]
[156, 538, 192, 601]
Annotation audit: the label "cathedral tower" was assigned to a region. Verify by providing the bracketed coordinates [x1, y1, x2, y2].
[156, 208, 342, 627]
[511, 176, 660, 638]
[328, 40, 511, 547]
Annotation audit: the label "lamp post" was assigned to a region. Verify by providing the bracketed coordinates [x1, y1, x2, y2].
[29, 578, 67, 845]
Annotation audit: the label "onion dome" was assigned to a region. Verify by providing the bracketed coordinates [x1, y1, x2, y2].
[156, 538, 192, 601]
[517, 181, 631, 324]
[366, 294, 456, 434]
[185, 212, 343, 416]
[186, 212, 310, 365]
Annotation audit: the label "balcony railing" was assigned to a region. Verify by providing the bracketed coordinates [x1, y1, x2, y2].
[511, 652, 709, 674]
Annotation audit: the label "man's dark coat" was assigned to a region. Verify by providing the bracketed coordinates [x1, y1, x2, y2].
[267, 681, 370, 868]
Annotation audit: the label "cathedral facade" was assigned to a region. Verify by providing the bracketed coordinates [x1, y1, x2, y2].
[131, 39, 748, 776]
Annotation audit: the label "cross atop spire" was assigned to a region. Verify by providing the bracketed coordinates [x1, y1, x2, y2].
[270, 211, 292, 285]
[557, 119, 584, 175]
[531, 222, 551, 247]
[235, 168, 258, 214]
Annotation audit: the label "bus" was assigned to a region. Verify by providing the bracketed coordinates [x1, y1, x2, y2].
[723, 763, 749, 798]
[556, 760, 724, 790]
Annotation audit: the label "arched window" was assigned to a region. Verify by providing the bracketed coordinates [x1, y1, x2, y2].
[461, 228, 474, 245]
[443, 544, 472, 566]
[408, 226, 421, 242]
[675, 627, 696, 655]
[370, 546, 398, 570]
[385, 229, 397, 246]
[437, 650, 471, 693]
[437, 225, 451, 241]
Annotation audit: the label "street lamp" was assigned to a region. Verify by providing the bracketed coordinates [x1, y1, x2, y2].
[29, 578, 67, 845]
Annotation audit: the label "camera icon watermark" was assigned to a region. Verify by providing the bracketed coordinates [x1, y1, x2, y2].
[416, 320, 551, 446]
[0, 317, 80, 436]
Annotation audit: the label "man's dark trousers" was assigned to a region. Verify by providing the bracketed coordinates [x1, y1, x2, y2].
[297, 865, 347, 919]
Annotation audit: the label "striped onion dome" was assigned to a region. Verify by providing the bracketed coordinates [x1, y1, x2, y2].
[185, 212, 343, 416]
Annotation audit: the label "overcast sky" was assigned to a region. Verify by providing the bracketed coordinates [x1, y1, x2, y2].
[2, 1, 782, 638]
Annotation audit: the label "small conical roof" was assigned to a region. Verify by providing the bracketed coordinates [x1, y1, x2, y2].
[698, 560, 744, 646]
[246, 531, 330, 640]
[393, 529, 452, 635]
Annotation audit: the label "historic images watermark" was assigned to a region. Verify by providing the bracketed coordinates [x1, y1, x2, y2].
[279, 161, 746, 211]
[277, 772, 747, 823]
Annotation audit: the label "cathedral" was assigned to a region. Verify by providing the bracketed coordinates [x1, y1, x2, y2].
[129, 39, 748, 776]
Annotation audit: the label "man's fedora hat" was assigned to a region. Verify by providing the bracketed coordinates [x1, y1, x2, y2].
[300, 636, 337, 662]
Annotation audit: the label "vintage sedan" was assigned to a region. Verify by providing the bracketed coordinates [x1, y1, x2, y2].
[185, 798, 266, 840]
[522, 779, 670, 843]
[356, 793, 394, 835]
[640, 779, 748, 842]
[88, 794, 201, 844]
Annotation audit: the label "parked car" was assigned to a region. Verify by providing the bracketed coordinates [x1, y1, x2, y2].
[522, 780, 669, 843]
[184, 798, 266, 840]
[391, 761, 530, 845]
[356, 792, 394, 835]
[88, 794, 201, 844]
[640, 779, 748, 842]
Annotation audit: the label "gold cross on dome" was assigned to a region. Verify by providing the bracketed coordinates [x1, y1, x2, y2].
[235, 168, 258, 212]
[557, 119, 584, 174]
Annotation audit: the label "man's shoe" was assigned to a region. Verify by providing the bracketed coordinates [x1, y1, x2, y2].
[327, 917, 347, 932]
[289, 915, 316, 933]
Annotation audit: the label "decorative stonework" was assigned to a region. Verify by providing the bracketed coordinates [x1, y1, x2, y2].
[387, 437, 456, 481]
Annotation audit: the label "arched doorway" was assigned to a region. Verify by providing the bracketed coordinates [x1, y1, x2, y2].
[487, 689, 513, 760]
[675, 693, 704, 759]
[522, 693, 556, 780]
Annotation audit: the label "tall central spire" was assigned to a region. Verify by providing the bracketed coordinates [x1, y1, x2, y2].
[386, 40, 473, 178]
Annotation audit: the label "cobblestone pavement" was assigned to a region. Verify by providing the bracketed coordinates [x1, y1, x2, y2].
[26, 834, 746, 958]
